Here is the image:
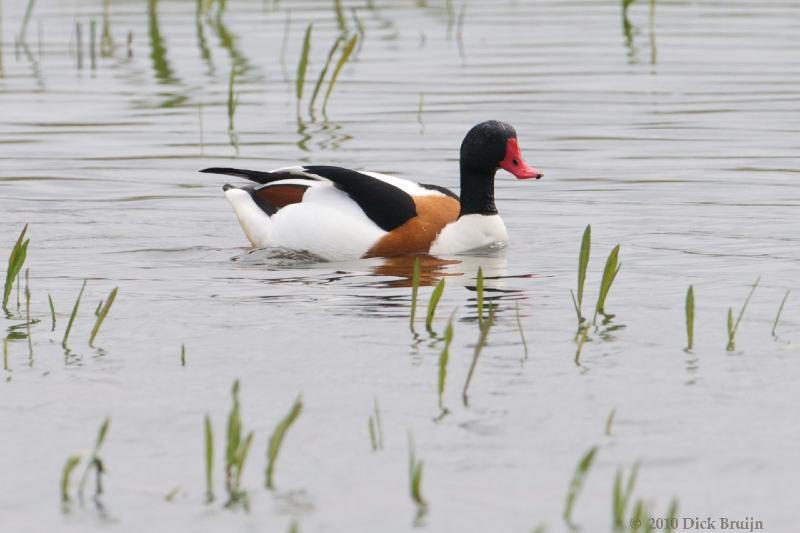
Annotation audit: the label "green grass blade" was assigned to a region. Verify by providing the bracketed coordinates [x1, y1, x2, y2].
[462, 303, 494, 406]
[227, 65, 237, 132]
[563, 446, 598, 527]
[410, 257, 420, 332]
[577, 224, 591, 311]
[515, 300, 528, 359]
[234, 431, 254, 487]
[48, 294, 56, 331]
[574, 325, 589, 365]
[727, 277, 759, 351]
[407, 432, 426, 508]
[772, 289, 790, 337]
[95, 417, 111, 449]
[334, 0, 347, 33]
[226, 381, 242, 472]
[665, 499, 680, 533]
[309, 36, 343, 114]
[437, 312, 455, 409]
[266, 395, 303, 489]
[593, 244, 620, 324]
[322, 34, 357, 114]
[605, 408, 616, 436]
[425, 279, 445, 333]
[476, 267, 484, 324]
[3, 224, 29, 312]
[685, 285, 694, 350]
[204, 414, 214, 502]
[181, 344, 187, 366]
[62, 280, 86, 348]
[89, 287, 118, 347]
[368, 417, 377, 451]
[61, 454, 82, 502]
[19, 0, 37, 41]
[295, 23, 313, 102]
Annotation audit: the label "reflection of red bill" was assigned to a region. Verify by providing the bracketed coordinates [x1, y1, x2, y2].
[499, 137, 543, 180]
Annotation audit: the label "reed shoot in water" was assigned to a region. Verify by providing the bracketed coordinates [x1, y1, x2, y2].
[570, 224, 591, 325]
[665, 499, 680, 533]
[62, 280, 86, 348]
[368, 397, 384, 451]
[605, 408, 616, 436]
[77, 417, 111, 500]
[48, 294, 56, 331]
[685, 285, 694, 350]
[476, 267, 484, 324]
[425, 279, 445, 333]
[295, 24, 313, 104]
[515, 300, 528, 359]
[3, 224, 29, 313]
[593, 244, 621, 325]
[407, 432, 427, 511]
[322, 34, 358, 114]
[309, 36, 343, 114]
[409, 257, 420, 331]
[61, 455, 82, 502]
[726, 277, 759, 351]
[563, 445, 598, 527]
[225, 380, 253, 505]
[462, 303, 495, 406]
[772, 289, 790, 337]
[334, 0, 347, 33]
[89, 287, 118, 347]
[437, 313, 455, 411]
[266, 395, 303, 489]
[204, 414, 214, 502]
[612, 462, 639, 529]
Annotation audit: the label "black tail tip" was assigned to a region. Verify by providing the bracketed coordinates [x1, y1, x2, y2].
[222, 183, 238, 192]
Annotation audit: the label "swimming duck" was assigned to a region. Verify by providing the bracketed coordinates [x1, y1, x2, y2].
[201, 120, 542, 261]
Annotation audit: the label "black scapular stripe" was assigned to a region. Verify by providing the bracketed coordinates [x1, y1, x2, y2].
[200, 167, 323, 184]
[203, 165, 418, 232]
[303, 166, 417, 232]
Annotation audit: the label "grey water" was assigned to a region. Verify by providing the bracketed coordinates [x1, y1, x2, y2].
[1, 0, 799, 531]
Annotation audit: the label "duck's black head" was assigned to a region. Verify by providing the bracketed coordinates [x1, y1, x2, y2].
[458, 120, 542, 216]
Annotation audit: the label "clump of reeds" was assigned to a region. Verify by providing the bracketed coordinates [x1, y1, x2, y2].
[726, 277, 759, 351]
[3, 224, 29, 314]
[224, 380, 253, 506]
[612, 462, 639, 528]
[62, 417, 111, 503]
[563, 446, 598, 527]
[265, 395, 303, 490]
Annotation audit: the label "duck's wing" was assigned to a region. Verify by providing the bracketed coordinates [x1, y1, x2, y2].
[203, 165, 430, 232]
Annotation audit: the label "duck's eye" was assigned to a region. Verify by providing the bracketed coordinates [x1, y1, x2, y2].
[512, 158, 519, 166]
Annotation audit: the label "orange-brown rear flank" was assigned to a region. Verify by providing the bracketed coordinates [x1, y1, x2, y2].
[255, 184, 308, 209]
[365, 195, 460, 257]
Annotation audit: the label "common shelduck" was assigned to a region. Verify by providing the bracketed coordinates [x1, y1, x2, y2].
[201, 120, 542, 261]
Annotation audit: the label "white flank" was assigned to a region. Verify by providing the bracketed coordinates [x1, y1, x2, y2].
[429, 214, 509, 255]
